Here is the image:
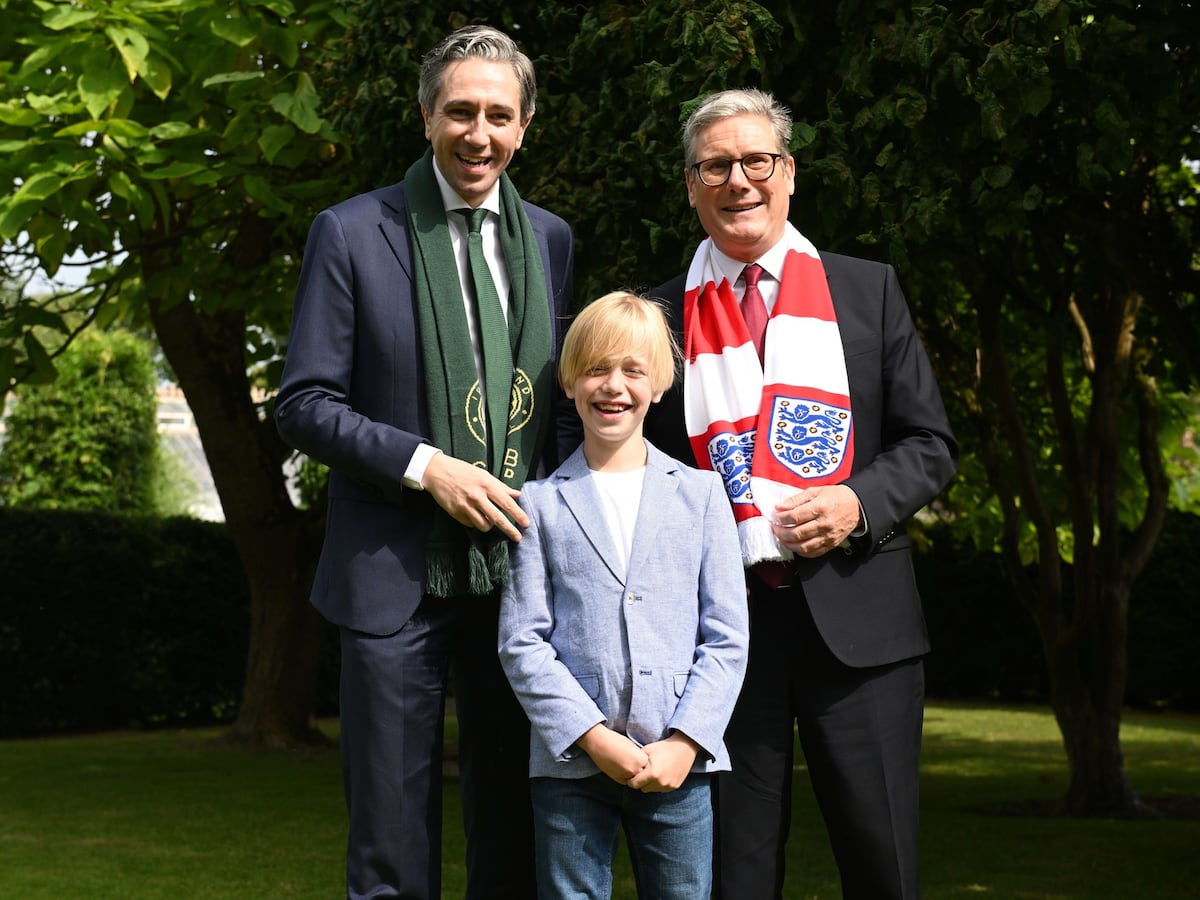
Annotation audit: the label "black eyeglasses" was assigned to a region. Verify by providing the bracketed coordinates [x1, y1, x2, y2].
[690, 153, 784, 187]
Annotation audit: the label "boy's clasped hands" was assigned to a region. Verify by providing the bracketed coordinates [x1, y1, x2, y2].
[577, 723, 701, 793]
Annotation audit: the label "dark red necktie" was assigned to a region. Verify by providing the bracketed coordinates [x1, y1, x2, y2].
[740, 263, 769, 363]
[739, 263, 791, 587]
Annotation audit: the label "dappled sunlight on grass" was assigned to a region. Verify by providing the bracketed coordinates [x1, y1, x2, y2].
[0, 706, 1196, 897]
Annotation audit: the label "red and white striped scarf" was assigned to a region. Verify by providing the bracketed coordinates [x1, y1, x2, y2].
[683, 225, 854, 566]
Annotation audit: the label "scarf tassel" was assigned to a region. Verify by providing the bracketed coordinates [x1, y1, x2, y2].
[425, 540, 512, 598]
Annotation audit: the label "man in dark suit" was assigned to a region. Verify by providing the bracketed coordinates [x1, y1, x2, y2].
[274, 25, 574, 900]
[643, 88, 957, 899]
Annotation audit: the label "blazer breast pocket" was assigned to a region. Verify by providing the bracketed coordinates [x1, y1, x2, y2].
[841, 334, 879, 360]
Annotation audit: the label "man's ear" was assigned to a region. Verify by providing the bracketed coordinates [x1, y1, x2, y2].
[514, 112, 534, 150]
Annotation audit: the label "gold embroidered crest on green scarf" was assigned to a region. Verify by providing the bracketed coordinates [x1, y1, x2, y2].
[404, 150, 553, 596]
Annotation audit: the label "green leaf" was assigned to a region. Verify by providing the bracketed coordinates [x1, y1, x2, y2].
[211, 15, 258, 47]
[202, 71, 265, 87]
[0, 200, 41, 241]
[78, 67, 126, 119]
[105, 25, 151, 83]
[149, 121, 196, 140]
[43, 5, 99, 30]
[243, 174, 293, 214]
[983, 165, 1013, 189]
[261, 22, 300, 67]
[12, 171, 66, 203]
[25, 92, 68, 114]
[109, 170, 156, 227]
[270, 73, 322, 133]
[792, 121, 817, 150]
[256, 0, 298, 16]
[142, 162, 211, 180]
[35, 228, 68, 277]
[106, 119, 152, 142]
[22, 333, 58, 385]
[140, 53, 173, 100]
[0, 101, 43, 127]
[17, 37, 71, 79]
[258, 124, 296, 164]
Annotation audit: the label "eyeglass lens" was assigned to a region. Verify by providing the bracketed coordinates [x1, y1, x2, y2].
[697, 153, 778, 185]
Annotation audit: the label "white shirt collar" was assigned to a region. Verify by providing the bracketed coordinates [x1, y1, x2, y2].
[431, 162, 502, 219]
[709, 237, 790, 285]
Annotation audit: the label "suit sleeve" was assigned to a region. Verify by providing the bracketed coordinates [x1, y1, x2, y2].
[498, 489, 607, 759]
[841, 262, 958, 551]
[274, 206, 425, 493]
[545, 215, 583, 467]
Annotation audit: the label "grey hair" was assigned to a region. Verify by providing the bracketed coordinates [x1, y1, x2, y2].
[418, 25, 537, 120]
[682, 89, 792, 167]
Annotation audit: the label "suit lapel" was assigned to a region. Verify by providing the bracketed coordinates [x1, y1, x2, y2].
[624, 446, 678, 586]
[378, 184, 414, 282]
[556, 450, 627, 586]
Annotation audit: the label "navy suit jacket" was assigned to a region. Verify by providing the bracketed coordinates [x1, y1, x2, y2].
[644, 250, 957, 668]
[275, 180, 575, 636]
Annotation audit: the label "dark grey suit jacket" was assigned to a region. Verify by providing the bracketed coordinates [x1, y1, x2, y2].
[644, 250, 957, 667]
[275, 181, 575, 636]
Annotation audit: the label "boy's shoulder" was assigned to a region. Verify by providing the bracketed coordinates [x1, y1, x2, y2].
[527, 442, 722, 491]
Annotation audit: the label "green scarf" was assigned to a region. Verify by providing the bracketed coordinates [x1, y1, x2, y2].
[404, 150, 554, 597]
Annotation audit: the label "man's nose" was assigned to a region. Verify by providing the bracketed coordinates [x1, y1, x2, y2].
[464, 113, 487, 142]
[726, 161, 752, 190]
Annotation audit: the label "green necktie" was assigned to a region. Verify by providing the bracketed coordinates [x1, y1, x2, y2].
[459, 207, 513, 470]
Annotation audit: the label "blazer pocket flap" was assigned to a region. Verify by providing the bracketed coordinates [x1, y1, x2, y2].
[574, 673, 600, 699]
[672, 672, 690, 698]
[841, 335, 878, 359]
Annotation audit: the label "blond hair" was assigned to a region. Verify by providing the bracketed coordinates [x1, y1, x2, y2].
[559, 292, 678, 393]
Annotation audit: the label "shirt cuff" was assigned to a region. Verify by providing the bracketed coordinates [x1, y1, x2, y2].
[403, 444, 442, 490]
[851, 503, 868, 538]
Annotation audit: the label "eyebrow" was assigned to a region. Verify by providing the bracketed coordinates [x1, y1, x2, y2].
[442, 98, 518, 116]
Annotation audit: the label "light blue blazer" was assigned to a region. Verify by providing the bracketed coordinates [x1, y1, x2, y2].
[498, 441, 749, 780]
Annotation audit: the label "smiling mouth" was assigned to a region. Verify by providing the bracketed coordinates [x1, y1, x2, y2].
[723, 202, 762, 213]
[594, 402, 631, 414]
[457, 153, 491, 169]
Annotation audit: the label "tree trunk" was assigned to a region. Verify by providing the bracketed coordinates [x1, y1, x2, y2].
[1039, 577, 1140, 816]
[150, 296, 327, 749]
[976, 283, 1153, 818]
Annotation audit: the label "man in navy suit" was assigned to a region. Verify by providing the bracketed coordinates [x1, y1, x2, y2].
[275, 25, 574, 900]
[643, 89, 957, 899]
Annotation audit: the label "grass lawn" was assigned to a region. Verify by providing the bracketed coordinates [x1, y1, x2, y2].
[1, 701, 1196, 898]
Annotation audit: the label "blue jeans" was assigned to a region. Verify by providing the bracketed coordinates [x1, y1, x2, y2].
[531, 773, 713, 900]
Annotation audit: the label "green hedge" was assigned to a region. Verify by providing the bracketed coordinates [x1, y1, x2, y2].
[919, 511, 1200, 709]
[1, 508, 1196, 737]
[0, 508, 254, 736]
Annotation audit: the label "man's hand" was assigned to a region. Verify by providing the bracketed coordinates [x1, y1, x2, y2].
[770, 484, 860, 558]
[627, 732, 700, 793]
[577, 724, 650, 785]
[420, 453, 529, 542]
